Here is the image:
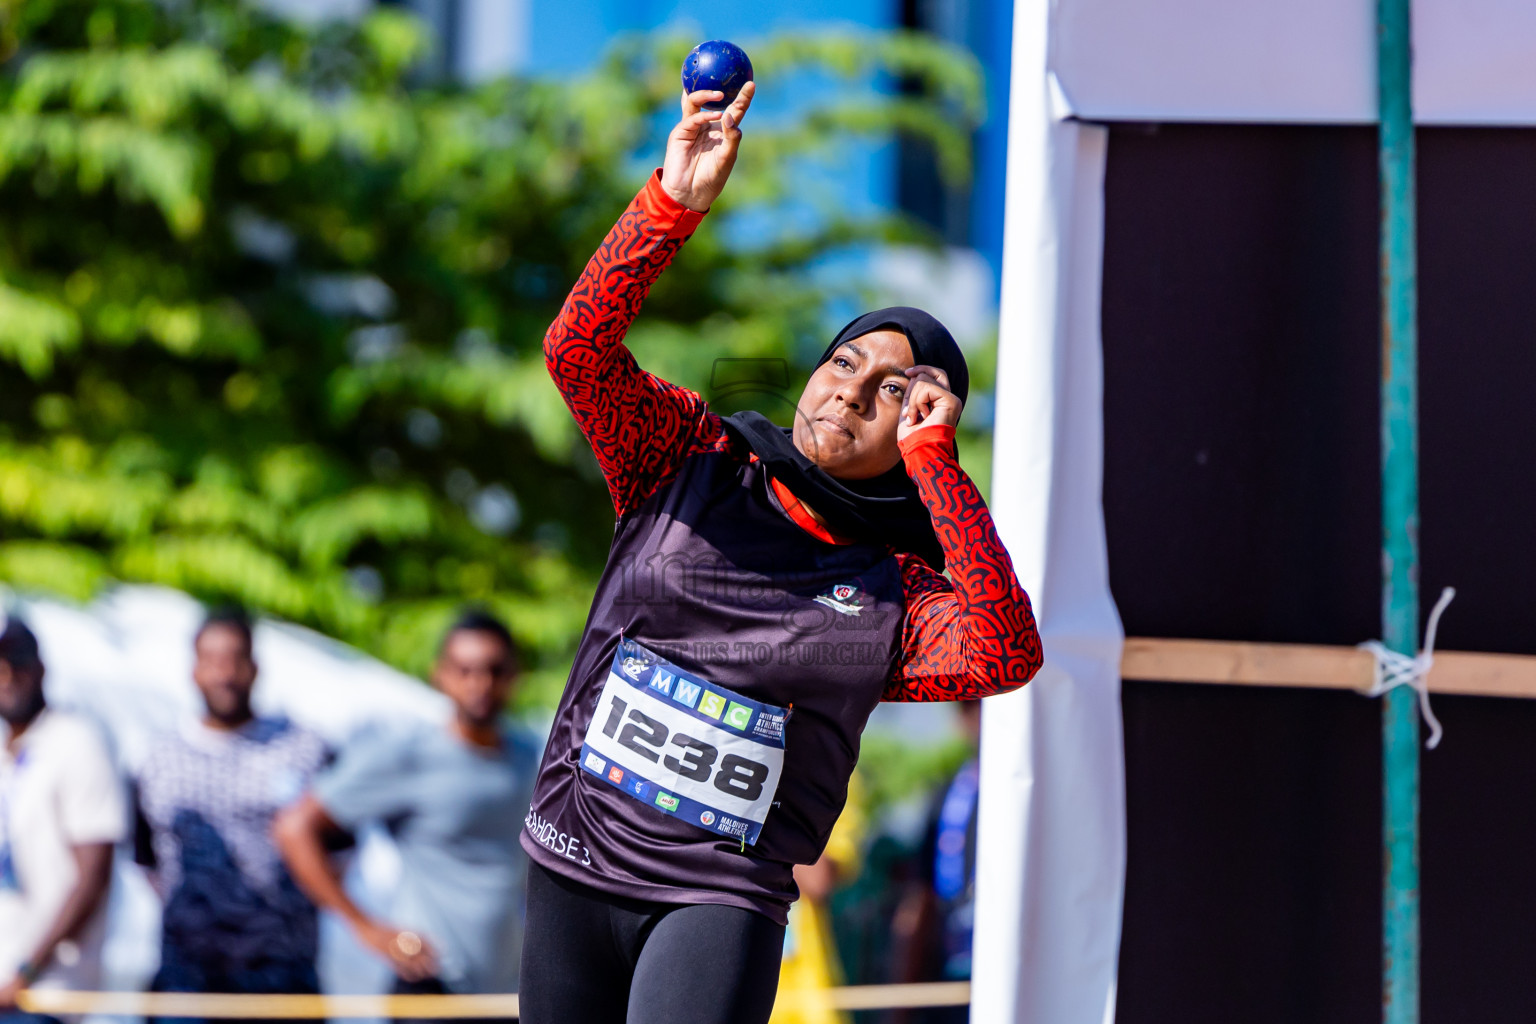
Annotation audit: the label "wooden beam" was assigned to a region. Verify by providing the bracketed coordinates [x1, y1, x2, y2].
[17, 983, 972, 1019]
[1121, 638, 1536, 700]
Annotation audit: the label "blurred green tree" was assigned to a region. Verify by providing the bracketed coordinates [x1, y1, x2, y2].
[0, 0, 984, 704]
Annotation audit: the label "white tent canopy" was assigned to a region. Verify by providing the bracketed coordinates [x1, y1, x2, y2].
[1050, 0, 1536, 125]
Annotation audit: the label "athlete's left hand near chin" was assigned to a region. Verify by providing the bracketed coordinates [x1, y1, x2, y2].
[898, 364, 963, 443]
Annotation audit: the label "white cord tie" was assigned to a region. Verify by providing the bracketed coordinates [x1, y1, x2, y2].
[1358, 586, 1455, 749]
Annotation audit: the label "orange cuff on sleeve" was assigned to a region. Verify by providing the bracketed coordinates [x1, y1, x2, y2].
[639, 170, 709, 239]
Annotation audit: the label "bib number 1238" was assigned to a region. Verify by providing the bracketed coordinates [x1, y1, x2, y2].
[579, 637, 788, 844]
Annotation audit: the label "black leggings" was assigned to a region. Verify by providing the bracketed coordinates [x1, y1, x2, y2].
[519, 861, 786, 1024]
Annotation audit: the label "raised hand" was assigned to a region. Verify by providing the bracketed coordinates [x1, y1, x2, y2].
[898, 364, 964, 445]
[660, 81, 755, 213]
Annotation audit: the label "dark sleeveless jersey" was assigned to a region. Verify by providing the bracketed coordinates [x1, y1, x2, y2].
[521, 172, 1044, 923]
[524, 449, 906, 918]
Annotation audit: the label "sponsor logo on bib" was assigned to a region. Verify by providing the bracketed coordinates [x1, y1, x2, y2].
[752, 709, 787, 743]
[724, 702, 753, 730]
[700, 811, 716, 826]
[584, 751, 607, 774]
[698, 691, 727, 719]
[656, 792, 680, 812]
[673, 679, 702, 708]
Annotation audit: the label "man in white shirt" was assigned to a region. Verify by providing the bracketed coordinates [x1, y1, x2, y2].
[0, 614, 126, 1023]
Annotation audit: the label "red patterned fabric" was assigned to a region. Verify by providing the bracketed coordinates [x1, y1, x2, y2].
[545, 177, 1042, 702]
[886, 423, 1044, 700]
[543, 170, 731, 518]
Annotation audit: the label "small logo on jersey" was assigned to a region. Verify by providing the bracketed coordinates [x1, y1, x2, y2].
[621, 656, 647, 679]
[698, 691, 727, 719]
[628, 778, 651, 800]
[724, 702, 753, 730]
[814, 583, 864, 616]
[608, 766, 625, 784]
[584, 752, 607, 774]
[649, 669, 675, 696]
[656, 792, 680, 812]
[673, 679, 702, 708]
[700, 811, 717, 826]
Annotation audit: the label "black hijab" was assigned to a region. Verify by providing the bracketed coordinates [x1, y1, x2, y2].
[721, 306, 969, 570]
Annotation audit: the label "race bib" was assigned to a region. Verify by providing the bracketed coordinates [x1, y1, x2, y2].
[580, 636, 790, 845]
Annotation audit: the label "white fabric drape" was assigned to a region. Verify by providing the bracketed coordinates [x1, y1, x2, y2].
[969, 2, 1125, 1022]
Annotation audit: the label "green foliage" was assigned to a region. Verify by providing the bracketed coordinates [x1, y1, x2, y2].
[856, 730, 975, 822]
[0, 0, 985, 703]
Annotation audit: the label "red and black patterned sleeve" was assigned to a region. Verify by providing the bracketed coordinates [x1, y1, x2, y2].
[544, 170, 731, 518]
[884, 423, 1044, 701]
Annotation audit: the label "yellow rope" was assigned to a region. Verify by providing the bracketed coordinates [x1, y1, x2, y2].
[18, 982, 970, 1018]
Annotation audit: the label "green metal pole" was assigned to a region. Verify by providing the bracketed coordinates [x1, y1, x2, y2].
[1378, 0, 1420, 1021]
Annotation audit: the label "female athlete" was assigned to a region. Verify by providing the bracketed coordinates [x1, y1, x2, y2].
[518, 80, 1042, 1024]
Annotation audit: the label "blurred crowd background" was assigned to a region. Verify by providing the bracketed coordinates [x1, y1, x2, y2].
[0, 0, 1015, 1020]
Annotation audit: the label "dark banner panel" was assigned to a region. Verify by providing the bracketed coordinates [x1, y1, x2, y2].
[1119, 681, 1380, 1024]
[1102, 123, 1536, 1024]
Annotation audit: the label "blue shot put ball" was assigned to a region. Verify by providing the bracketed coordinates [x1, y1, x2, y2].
[682, 40, 753, 111]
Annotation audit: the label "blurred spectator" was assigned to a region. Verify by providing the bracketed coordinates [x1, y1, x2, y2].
[275, 611, 536, 1009]
[132, 608, 329, 1014]
[772, 774, 866, 1024]
[0, 615, 125, 1024]
[891, 701, 982, 1024]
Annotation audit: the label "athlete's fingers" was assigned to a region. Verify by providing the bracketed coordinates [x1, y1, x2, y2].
[902, 377, 937, 419]
[671, 108, 724, 144]
[906, 364, 951, 392]
[907, 379, 953, 424]
[726, 81, 755, 127]
[906, 379, 963, 428]
[713, 88, 753, 166]
[681, 89, 725, 117]
[902, 380, 928, 425]
[681, 108, 725, 132]
[906, 371, 944, 402]
[720, 106, 741, 148]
